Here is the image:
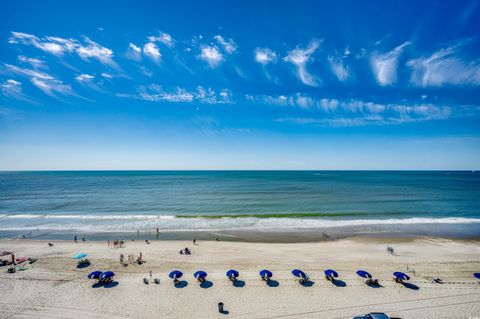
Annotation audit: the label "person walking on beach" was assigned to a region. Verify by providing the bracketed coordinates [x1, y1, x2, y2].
[74, 235, 77, 243]
[193, 237, 197, 245]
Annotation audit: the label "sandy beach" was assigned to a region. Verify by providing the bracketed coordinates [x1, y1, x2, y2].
[1, 238, 479, 319]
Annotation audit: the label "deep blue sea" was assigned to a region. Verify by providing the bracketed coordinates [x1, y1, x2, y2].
[1, 171, 480, 239]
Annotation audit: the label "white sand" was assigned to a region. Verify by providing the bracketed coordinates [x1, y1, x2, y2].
[1, 238, 480, 318]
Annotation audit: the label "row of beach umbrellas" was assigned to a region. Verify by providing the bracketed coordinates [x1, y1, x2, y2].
[159, 269, 412, 282]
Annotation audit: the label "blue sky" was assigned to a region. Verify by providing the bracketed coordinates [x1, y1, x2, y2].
[0, 0, 479, 170]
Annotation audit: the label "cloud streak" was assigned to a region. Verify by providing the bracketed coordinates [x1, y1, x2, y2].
[283, 40, 321, 86]
[407, 40, 480, 87]
[9, 32, 117, 68]
[370, 42, 410, 86]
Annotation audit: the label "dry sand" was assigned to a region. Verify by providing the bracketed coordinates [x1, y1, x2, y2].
[1, 237, 479, 319]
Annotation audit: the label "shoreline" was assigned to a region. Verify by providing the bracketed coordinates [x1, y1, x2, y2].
[3, 226, 480, 243]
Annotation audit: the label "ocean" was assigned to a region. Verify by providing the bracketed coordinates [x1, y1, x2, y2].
[1, 171, 479, 240]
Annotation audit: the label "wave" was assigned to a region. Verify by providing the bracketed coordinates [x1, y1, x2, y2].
[1, 215, 480, 233]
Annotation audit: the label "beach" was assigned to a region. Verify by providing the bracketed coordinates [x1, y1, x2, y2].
[1, 237, 479, 319]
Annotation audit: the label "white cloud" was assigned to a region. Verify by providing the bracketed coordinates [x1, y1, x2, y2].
[4, 64, 54, 80]
[143, 42, 161, 63]
[370, 42, 410, 86]
[1, 79, 23, 99]
[407, 41, 480, 87]
[328, 56, 350, 82]
[75, 74, 95, 82]
[198, 46, 224, 68]
[247, 93, 465, 126]
[18, 56, 46, 69]
[9, 32, 116, 67]
[4, 64, 73, 98]
[283, 40, 321, 86]
[147, 32, 174, 48]
[76, 38, 115, 66]
[126, 43, 142, 61]
[254, 48, 277, 65]
[119, 85, 233, 104]
[214, 35, 237, 54]
[101, 73, 113, 79]
[30, 77, 72, 97]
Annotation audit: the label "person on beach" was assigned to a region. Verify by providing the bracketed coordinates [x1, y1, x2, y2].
[193, 238, 197, 245]
[120, 254, 124, 265]
[74, 235, 77, 243]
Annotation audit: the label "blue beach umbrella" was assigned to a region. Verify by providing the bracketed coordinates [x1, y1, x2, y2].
[87, 271, 102, 279]
[100, 271, 115, 279]
[393, 272, 410, 281]
[473, 273, 480, 279]
[73, 253, 87, 259]
[324, 269, 338, 278]
[260, 269, 273, 278]
[169, 270, 183, 279]
[356, 270, 372, 279]
[291, 269, 306, 278]
[194, 270, 207, 279]
[226, 269, 239, 278]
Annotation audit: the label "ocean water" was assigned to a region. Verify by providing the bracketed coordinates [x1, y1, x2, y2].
[1, 171, 480, 239]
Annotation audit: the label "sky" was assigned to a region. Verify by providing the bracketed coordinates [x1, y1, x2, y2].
[0, 0, 479, 170]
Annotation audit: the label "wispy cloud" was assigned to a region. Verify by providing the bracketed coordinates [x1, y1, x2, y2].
[126, 43, 142, 61]
[118, 85, 233, 104]
[247, 92, 469, 126]
[283, 40, 321, 86]
[1, 79, 23, 99]
[18, 56, 46, 69]
[30, 77, 73, 97]
[214, 35, 237, 54]
[147, 31, 174, 48]
[328, 55, 350, 82]
[407, 39, 480, 87]
[198, 45, 224, 68]
[370, 42, 410, 86]
[143, 42, 162, 63]
[9, 32, 117, 68]
[254, 47, 277, 65]
[4, 64, 74, 98]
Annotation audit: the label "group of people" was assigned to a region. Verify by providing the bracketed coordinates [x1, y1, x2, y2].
[179, 247, 191, 255]
[108, 240, 125, 248]
[119, 252, 145, 266]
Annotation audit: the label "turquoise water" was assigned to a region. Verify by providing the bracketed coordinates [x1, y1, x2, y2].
[1, 171, 479, 237]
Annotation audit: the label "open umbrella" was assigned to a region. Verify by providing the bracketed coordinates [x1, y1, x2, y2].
[88, 271, 103, 279]
[324, 269, 338, 278]
[226, 269, 239, 278]
[473, 273, 480, 279]
[194, 270, 207, 279]
[291, 269, 306, 278]
[100, 271, 115, 279]
[73, 253, 87, 259]
[169, 270, 183, 279]
[356, 270, 372, 279]
[260, 269, 273, 278]
[393, 271, 410, 281]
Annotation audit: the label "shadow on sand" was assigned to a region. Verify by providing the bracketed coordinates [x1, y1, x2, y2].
[174, 280, 188, 288]
[266, 279, 279, 287]
[233, 280, 246, 288]
[91, 281, 119, 289]
[332, 279, 347, 287]
[300, 280, 315, 287]
[200, 280, 213, 289]
[403, 282, 420, 290]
